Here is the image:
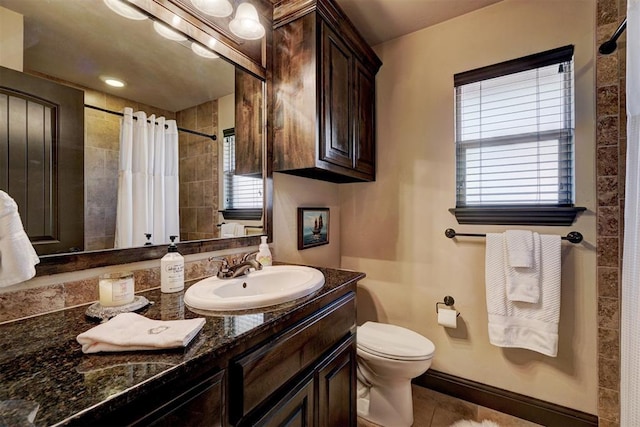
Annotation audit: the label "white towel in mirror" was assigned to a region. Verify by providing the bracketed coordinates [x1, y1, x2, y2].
[0, 191, 40, 288]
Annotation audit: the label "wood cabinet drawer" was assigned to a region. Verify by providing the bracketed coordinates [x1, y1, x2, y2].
[230, 292, 356, 420]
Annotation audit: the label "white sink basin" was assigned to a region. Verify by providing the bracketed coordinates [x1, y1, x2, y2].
[184, 265, 325, 311]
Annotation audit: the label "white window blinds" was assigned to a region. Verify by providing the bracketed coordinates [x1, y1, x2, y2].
[223, 131, 262, 210]
[454, 45, 575, 207]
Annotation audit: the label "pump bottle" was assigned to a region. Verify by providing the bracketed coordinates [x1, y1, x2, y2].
[256, 236, 272, 266]
[161, 235, 184, 293]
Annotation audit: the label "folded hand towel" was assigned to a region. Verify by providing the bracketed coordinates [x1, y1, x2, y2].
[77, 312, 206, 354]
[504, 232, 541, 303]
[234, 224, 245, 237]
[505, 230, 534, 267]
[0, 191, 40, 288]
[485, 233, 561, 357]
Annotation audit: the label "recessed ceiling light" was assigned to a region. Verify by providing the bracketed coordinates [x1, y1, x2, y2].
[102, 78, 126, 88]
[153, 21, 187, 41]
[191, 42, 219, 59]
[103, 0, 147, 20]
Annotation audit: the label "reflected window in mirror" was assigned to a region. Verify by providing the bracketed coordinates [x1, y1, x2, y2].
[221, 128, 263, 221]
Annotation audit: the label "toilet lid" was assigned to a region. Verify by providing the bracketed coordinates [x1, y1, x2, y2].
[357, 322, 435, 361]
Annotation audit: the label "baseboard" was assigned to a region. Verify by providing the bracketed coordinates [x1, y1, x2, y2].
[413, 370, 598, 427]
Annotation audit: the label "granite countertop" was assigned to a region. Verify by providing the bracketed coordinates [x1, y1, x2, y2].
[0, 266, 364, 426]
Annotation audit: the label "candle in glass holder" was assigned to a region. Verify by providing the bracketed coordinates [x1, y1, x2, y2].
[98, 272, 135, 307]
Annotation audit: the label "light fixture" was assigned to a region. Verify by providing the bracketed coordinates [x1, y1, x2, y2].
[103, 0, 147, 20]
[101, 77, 126, 88]
[190, 0, 233, 18]
[153, 21, 187, 41]
[191, 42, 219, 59]
[229, 3, 265, 40]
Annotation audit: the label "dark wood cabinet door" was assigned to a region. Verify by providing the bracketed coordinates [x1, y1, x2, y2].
[353, 62, 375, 178]
[320, 21, 353, 170]
[235, 69, 264, 176]
[0, 65, 84, 254]
[135, 371, 225, 427]
[317, 337, 356, 427]
[251, 375, 315, 427]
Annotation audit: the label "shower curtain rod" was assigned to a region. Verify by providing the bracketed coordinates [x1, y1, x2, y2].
[84, 104, 217, 141]
[599, 18, 627, 54]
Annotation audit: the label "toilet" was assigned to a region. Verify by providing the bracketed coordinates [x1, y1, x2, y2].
[356, 321, 435, 427]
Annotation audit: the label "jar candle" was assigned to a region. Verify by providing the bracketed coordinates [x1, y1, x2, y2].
[98, 272, 135, 307]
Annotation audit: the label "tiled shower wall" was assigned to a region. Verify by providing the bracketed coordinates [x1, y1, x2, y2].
[596, 0, 625, 425]
[176, 100, 221, 241]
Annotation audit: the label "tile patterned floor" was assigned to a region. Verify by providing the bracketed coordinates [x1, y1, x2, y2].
[357, 385, 543, 427]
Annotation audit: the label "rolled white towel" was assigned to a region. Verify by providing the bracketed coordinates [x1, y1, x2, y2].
[76, 312, 206, 354]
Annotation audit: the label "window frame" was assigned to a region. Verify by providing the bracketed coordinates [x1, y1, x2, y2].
[219, 128, 263, 221]
[450, 45, 585, 226]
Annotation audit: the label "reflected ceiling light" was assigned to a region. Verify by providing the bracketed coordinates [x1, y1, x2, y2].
[191, 0, 233, 18]
[229, 3, 265, 40]
[103, 0, 147, 20]
[191, 42, 219, 59]
[101, 77, 126, 88]
[153, 21, 187, 41]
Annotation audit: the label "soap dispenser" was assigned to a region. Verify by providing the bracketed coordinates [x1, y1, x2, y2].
[161, 235, 184, 293]
[256, 236, 272, 266]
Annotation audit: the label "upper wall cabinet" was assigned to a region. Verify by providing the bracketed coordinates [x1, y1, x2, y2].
[273, 0, 382, 183]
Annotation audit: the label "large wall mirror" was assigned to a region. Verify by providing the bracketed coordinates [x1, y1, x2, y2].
[0, 0, 271, 275]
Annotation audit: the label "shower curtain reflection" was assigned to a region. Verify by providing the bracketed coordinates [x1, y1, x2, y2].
[115, 107, 180, 248]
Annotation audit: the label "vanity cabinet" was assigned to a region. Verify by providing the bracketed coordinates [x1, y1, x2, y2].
[232, 292, 356, 426]
[273, 0, 382, 183]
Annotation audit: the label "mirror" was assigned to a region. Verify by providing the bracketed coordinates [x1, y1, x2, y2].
[0, 0, 267, 267]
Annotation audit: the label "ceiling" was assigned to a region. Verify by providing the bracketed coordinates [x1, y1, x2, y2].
[0, 0, 503, 112]
[335, 0, 503, 46]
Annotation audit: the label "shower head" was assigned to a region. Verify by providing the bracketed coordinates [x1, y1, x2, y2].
[599, 18, 627, 55]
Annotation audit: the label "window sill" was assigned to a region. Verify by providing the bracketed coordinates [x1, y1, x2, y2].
[449, 206, 586, 226]
[219, 209, 263, 221]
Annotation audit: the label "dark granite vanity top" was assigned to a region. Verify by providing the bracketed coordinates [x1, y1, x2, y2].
[0, 266, 364, 426]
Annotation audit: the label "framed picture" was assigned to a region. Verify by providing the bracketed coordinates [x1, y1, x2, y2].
[297, 207, 329, 250]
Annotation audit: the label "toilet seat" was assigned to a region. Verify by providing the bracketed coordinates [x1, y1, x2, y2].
[357, 322, 435, 361]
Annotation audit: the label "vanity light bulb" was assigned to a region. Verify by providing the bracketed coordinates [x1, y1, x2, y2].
[190, 0, 233, 18]
[191, 42, 219, 59]
[153, 21, 187, 42]
[103, 0, 147, 20]
[229, 3, 265, 40]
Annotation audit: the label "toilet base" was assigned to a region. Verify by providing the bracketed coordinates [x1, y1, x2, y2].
[356, 377, 414, 427]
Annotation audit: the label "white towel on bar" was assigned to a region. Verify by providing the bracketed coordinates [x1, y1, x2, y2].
[234, 224, 245, 237]
[505, 230, 534, 267]
[485, 233, 562, 357]
[76, 312, 206, 354]
[505, 232, 541, 303]
[221, 222, 237, 238]
[0, 191, 40, 288]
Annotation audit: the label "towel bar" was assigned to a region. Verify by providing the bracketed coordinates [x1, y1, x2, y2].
[444, 228, 583, 244]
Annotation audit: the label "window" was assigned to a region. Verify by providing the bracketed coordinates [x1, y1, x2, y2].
[221, 129, 263, 220]
[451, 45, 584, 225]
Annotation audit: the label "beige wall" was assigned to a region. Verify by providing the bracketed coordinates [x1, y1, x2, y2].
[0, 6, 23, 71]
[340, 0, 597, 414]
[272, 173, 341, 268]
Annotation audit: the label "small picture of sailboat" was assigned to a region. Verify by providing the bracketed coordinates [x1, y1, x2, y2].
[298, 208, 329, 249]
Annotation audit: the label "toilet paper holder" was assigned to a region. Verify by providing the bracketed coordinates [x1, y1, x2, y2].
[436, 295, 460, 317]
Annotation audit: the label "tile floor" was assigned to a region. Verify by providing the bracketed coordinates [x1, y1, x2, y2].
[357, 385, 543, 427]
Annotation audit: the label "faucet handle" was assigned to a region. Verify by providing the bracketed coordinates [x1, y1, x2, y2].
[208, 256, 230, 272]
[242, 251, 259, 262]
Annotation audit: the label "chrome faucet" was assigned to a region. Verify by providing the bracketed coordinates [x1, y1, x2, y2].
[225, 258, 262, 278]
[209, 254, 262, 279]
